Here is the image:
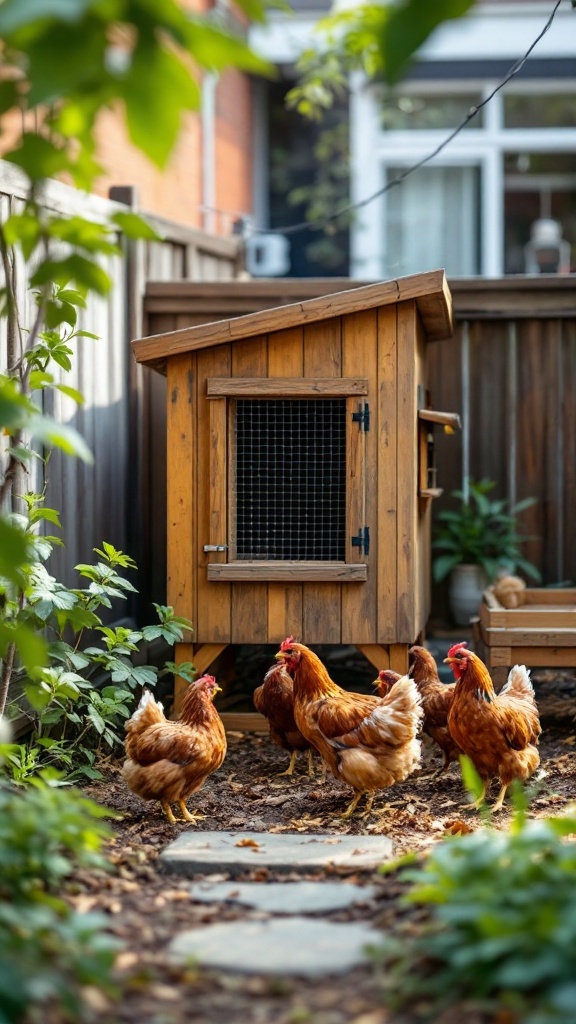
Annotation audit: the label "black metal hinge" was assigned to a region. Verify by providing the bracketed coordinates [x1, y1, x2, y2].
[351, 526, 370, 556]
[352, 402, 370, 431]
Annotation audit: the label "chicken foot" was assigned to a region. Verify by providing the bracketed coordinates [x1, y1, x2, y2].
[341, 791, 362, 818]
[160, 801, 205, 824]
[161, 801, 178, 823]
[341, 790, 375, 819]
[277, 750, 298, 777]
[491, 783, 509, 812]
[462, 781, 488, 811]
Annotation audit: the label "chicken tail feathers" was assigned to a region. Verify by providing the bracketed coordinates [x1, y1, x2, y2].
[374, 675, 424, 743]
[125, 688, 165, 732]
[381, 674, 423, 716]
[500, 664, 534, 698]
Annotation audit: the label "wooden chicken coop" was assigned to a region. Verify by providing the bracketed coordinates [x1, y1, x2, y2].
[132, 269, 457, 725]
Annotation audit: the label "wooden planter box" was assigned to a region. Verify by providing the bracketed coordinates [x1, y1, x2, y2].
[475, 587, 576, 683]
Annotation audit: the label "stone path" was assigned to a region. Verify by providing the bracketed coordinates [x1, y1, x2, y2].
[162, 831, 391, 977]
[188, 878, 378, 913]
[160, 830, 393, 876]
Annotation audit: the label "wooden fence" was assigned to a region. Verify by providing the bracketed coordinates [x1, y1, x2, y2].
[0, 166, 241, 619]
[140, 276, 576, 620]
[430, 277, 576, 592]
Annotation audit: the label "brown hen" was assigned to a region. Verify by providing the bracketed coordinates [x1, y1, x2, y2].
[373, 669, 402, 699]
[408, 644, 462, 774]
[253, 662, 314, 776]
[444, 642, 541, 811]
[276, 638, 422, 817]
[122, 675, 226, 823]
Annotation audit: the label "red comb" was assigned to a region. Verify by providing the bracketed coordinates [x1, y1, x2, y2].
[198, 674, 216, 684]
[447, 641, 469, 657]
[280, 636, 295, 651]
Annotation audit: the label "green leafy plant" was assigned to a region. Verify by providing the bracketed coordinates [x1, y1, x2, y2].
[432, 478, 541, 584]
[1, 529, 193, 782]
[373, 795, 576, 1024]
[0, 775, 121, 1023]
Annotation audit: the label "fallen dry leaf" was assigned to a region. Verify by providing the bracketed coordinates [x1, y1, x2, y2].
[235, 838, 261, 849]
[115, 951, 140, 972]
[443, 818, 475, 836]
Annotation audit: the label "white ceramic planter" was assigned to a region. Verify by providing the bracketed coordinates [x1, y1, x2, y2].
[449, 564, 488, 626]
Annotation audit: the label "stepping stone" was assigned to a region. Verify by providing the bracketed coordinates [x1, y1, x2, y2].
[159, 830, 393, 876]
[168, 916, 378, 976]
[188, 879, 378, 914]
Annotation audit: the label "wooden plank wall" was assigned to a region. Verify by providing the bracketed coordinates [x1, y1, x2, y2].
[184, 311, 413, 646]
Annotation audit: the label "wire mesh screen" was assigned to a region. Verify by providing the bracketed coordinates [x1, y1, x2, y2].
[235, 399, 347, 560]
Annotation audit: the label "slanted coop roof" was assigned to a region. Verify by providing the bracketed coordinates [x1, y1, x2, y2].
[132, 269, 453, 372]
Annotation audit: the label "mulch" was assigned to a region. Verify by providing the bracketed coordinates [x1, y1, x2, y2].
[64, 670, 576, 1024]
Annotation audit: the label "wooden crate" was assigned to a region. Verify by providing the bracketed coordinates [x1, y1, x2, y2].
[476, 588, 576, 683]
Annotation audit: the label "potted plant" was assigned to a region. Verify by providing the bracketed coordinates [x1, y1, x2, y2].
[432, 478, 541, 625]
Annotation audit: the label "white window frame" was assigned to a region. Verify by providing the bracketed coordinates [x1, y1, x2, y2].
[350, 74, 576, 279]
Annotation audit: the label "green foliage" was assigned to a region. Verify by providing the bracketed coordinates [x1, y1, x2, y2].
[432, 478, 541, 584]
[1, 530, 194, 782]
[377, 0, 477, 85]
[290, 0, 477, 117]
[374, 805, 576, 1023]
[0, 776, 120, 1023]
[0, 0, 270, 181]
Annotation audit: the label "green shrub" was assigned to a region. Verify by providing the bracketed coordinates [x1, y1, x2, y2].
[374, 803, 576, 1024]
[0, 776, 120, 1023]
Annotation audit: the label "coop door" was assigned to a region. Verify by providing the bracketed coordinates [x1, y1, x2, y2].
[206, 378, 369, 582]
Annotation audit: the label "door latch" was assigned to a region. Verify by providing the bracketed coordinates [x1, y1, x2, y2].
[203, 544, 228, 552]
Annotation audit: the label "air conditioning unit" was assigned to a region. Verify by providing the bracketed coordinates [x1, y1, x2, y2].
[245, 233, 291, 277]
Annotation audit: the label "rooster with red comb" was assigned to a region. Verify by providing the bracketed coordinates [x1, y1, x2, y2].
[444, 642, 541, 811]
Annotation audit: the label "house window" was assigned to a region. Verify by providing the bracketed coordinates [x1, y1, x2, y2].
[380, 92, 484, 131]
[504, 151, 576, 273]
[504, 95, 576, 129]
[383, 164, 481, 278]
[235, 398, 346, 560]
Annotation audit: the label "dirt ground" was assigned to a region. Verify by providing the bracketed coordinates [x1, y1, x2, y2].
[71, 669, 576, 1024]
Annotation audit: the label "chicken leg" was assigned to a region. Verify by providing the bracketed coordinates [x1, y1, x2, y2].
[491, 784, 509, 813]
[277, 750, 298, 777]
[341, 791, 363, 818]
[178, 801, 205, 823]
[463, 781, 488, 811]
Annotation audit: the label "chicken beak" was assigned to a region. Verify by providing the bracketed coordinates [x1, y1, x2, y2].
[214, 684, 222, 694]
[443, 656, 454, 665]
[275, 651, 285, 662]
